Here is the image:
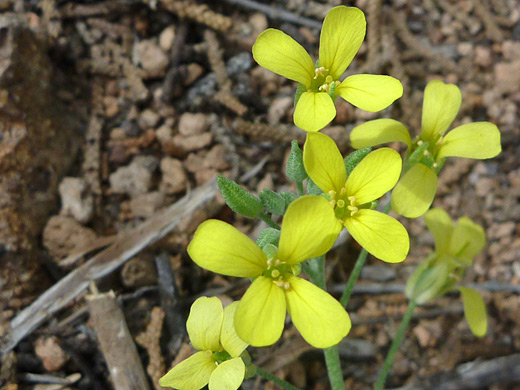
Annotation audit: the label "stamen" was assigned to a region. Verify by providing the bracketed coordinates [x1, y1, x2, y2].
[283, 282, 290, 290]
[433, 162, 438, 168]
[417, 140, 423, 146]
[423, 150, 429, 156]
[336, 199, 345, 208]
[328, 190, 337, 198]
[347, 205, 359, 216]
[348, 196, 356, 203]
[325, 75, 333, 84]
[267, 259, 273, 267]
[339, 187, 347, 196]
[329, 200, 336, 207]
[274, 259, 281, 266]
[313, 66, 328, 79]
[319, 83, 330, 92]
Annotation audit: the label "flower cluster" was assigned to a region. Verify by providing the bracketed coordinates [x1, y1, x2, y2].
[160, 5, 500, 390]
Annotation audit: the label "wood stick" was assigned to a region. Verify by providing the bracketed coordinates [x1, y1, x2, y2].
[1, 178, 219, 354]
[87, 291, 150, 390]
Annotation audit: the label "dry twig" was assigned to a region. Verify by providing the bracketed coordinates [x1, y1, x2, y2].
[87, 291, 150, 390]
[159, 0, 232, 32]
[1, 179, 220, 354]
[136, 307, 166, 390]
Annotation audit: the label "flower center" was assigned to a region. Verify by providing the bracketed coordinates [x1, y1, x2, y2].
[328, 188, 360, 221]
[263, 259, 299, 290]
[310, 67, 340, 94]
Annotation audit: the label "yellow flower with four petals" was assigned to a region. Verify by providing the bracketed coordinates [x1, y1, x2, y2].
[303, 132, 409, 263]
[350, 80, 501, 218]
[188, 196, 351, 349]
[159, 297, 248, 390]
[252, 6, 403, 132]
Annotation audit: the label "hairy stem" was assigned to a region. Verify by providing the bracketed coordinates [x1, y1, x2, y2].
[296, 181, 304, 197]
[254, 365, 301, 390]
[258, 212, 281, 229]
[374, 300, 417, 390]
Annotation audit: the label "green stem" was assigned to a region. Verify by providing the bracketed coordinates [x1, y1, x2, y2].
[296, 181, 304, 197]
[374, 300, 417, 390]
[340, 248, 368, 307]
[302, 256, 325, 289]
[258, 212, 281, 230]
[324, 346, 345, 390]
[340, 201, 392, 308]
[304, 256, 344, 390]
[254, 365, 301, 390]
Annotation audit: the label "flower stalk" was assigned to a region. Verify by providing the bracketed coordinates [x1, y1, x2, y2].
[374, 300, 417, 390]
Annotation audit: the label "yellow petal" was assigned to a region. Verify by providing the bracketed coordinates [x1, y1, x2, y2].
[336, 74, 403, 112]
[344, 209, 409, 263]
[188, 220, 267, 278]
[278, 196, 342, 264]
[285, 276, 351, 348]
[209, 358, 245, 390]
[391, 164, 438, 218]
[458, 287, 487, 337]
[424, 208, 453, 255]
[421, 80, 461, 142]
[221, 302, 248, 358]
[345, 148, 402, 205]
[450, 217, 486, 262]
[234, 276, 286, 347]
[252, 29, 314, 87]
[187, 297, 223, 352]
[303, 132, 346, 194]
[350, 119, 411, 149]
[159, 351, 215, 389]
[294, 91, 336, 133]
[437, 122, 502, 160]
[319, 6, 366, 80]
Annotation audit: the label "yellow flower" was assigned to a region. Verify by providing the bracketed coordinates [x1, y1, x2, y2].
[252, 6, 403, 132]
[303, 132, 409, 263]
[350, 80, 502, 218]
[159, 297, 248, 390]
[406, 208, 487, 337]
[188, 196, 351, 349]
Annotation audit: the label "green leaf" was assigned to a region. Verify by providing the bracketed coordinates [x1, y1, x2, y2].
[344, 147, 371, 175]
[294, 83, 307, 107]
[262, 243, 278, 260]
[280, 191, 298, 208]
[286, 140, 308, 182]
[259, 189, 286, 215]
[256, 228, 281, 249]
[306, 176, 322, 195]
[216, 175, 263, 218]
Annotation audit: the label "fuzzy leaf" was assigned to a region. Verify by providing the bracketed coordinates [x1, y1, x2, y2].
[259, 189, 286, 215]
[217, 175, 263, 218]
